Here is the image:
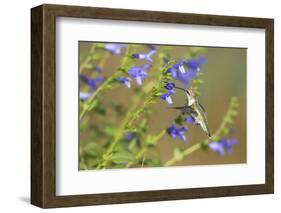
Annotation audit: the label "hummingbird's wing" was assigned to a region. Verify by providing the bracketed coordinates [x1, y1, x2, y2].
[169, 105, 194, 115]
[198, 102, 206, 113]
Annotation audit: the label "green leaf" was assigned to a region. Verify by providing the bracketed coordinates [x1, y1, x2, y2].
[225, 116, 234, 124]
[96, 43, 104, 48]
[94, 102, 106, 115]
[104, 125, 118, 137]
[211, 135, 220, 141]
[92, 54, 100, 60]
[80, 101, 84, 109]
[139, 119, 148, 133]
[145, 135, 156, 147]
[173, 147, 184, 161]
[83, 63, 93, 69]
[86, 158, 99, 168]
[193, 79, 204, 84]
[159, 52, 165, 58]
[221, 127, 229, 135]
[103, 84, 114, 90]
[83, 142, 103, 158]
[117, 67, 127, 73]
[111, 150, 137, 164]
[79, 161, 88, 170]
[112, 102, 126, 115]
[200, 142, 209, 151]
[229, 110, 238, 116]
[87, 100, 98, 111]
[145, 158, 161, 167]
[175, 114, 184, 125]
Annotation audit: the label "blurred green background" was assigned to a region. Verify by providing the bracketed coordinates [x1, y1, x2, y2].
[79, 42, 246, 167]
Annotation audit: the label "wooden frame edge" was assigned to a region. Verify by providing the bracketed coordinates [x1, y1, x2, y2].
[265, 18, 274, 194]
[31, 5, 44, 208]
[31, 4, 274, 208]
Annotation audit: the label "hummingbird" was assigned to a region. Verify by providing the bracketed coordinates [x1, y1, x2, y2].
[171, 86, 212, 139]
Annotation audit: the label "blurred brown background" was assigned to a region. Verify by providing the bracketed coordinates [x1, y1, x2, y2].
[80, 41, 247, 166]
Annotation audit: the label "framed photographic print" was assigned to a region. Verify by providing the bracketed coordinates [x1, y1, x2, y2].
[31, 4, 274, 208]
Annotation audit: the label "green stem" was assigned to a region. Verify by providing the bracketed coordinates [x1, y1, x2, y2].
[105, 87, 158, 157]
[80, 73, 118, 120]
[164, 97, 237, 166]
[98, 50, 167, 168]
[141, 152, 146, 168]
[125, 52, 168, 129]
[119, 46, 131, 68]
[164, 143, 201, 166]
[98, 52, 110, 68]
[80, 46, 131, 120]
[109, 93, 156, 153]
[126, 129, 166, 168]
[152, 129, 166, 143]
[103, 82, 163, 165]
[94, 46, 135, 161]
[126, 78, 164, 129]
[79, 147, 88, 170]
[126, 147, 146, 168]
[105, 98, 140, 156]
[79, 44, 96, 73]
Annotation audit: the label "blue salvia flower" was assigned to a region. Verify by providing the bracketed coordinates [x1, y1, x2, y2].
[167, 56, 207, 88]
[160, 90, 175, 104]
[186, 116, 196, 124]
[147, 44, 156, 50]
[132, 50, 157, 62]
[174, 60, 187, 73]
[93, 66, 102, 72]
[125, 132, 136, 142]
[208, 142, 225, 156]
[104, 43, 127, 55]
[80, 74, 104, 90]
[163, 57, 170, 64]
[80, 92, 92, 101]
[164, 82, 175, 90]
[128, 64, 152, 85]
[116, 77, 131, 88]
[167, 65, 193, 87]
[229, 128, 236, 134]
[167, 124, 188, 142]
[222, 138, 239, 155]
[185, 115, 205, 130]
[160, 82, 176, 104]
[208, 138, 239, 156]
[186, 56, 207, 72]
